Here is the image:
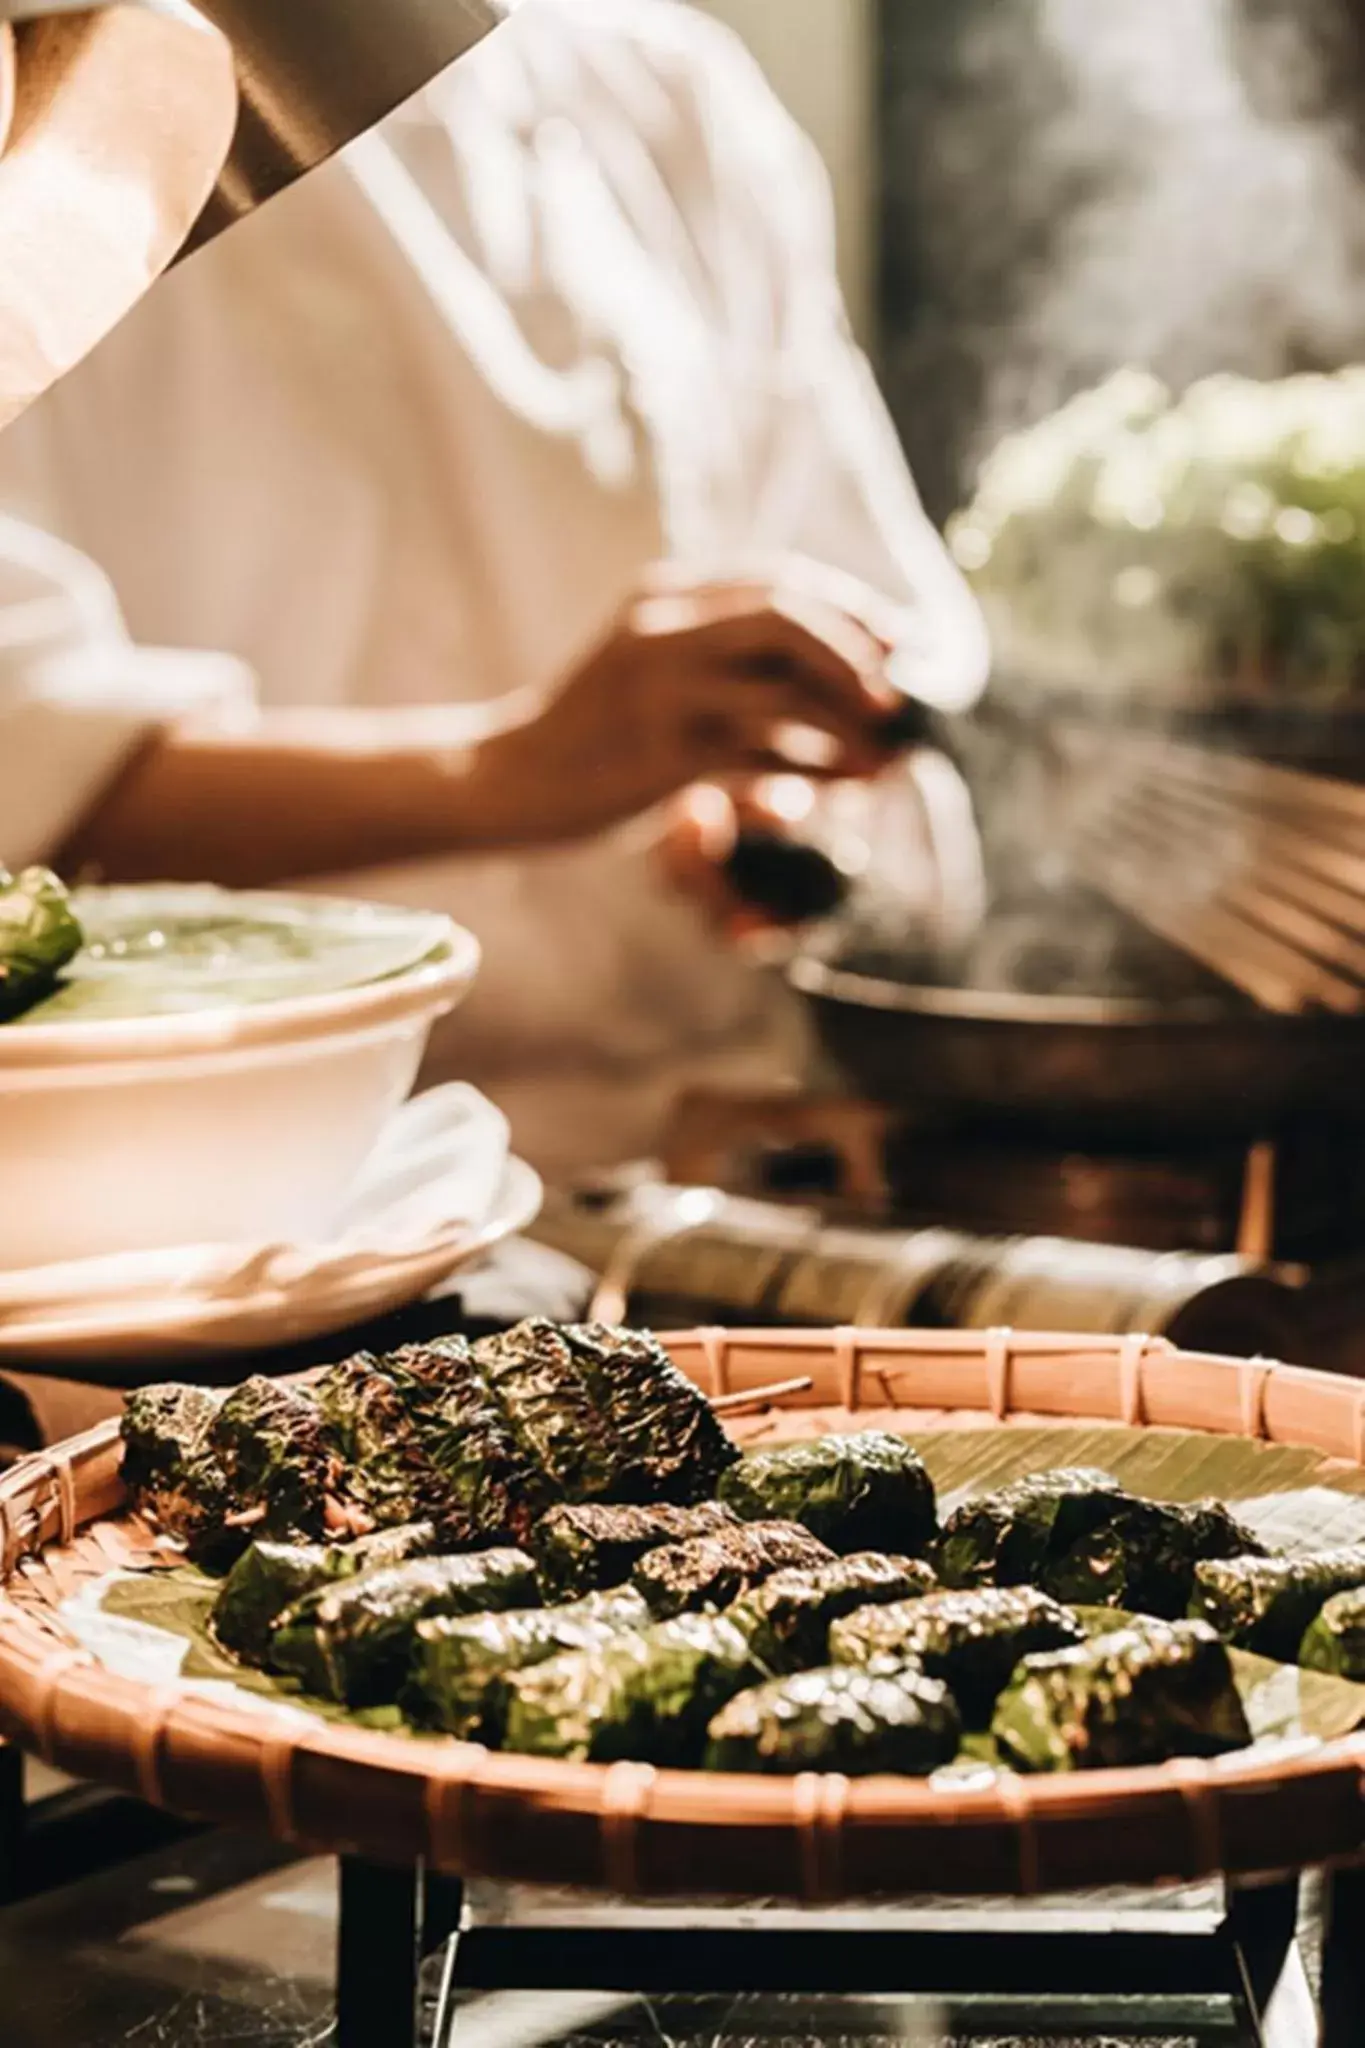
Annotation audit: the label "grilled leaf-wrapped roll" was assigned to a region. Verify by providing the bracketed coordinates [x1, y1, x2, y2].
[502, 1613, 762, 1766]
[312, 1352, 445, 1533]
[406, 1588, 650, 1739]
[1300, 1586, 1365, 1678]
[212, 1523, 439, 1666]
[556, 1323, 739, 1503]
[729, 1554, 936, 1675]
[1042, 1500, 1268, 1621]
[121, 1384, 222, 1503]
[704, 1664, 960, 1776]
[269, 1549, 539, 1705]
[936, 1468, 1129, 1590]
[214, 1541, 354, 1664]
[993, 1620, 1252, 1772]
[473, 1320, 623, 1502]
[718, 1431, 937, 1557]
[317, 1343, 553, 1546]
[634, 1521, 834, 1619]
[532, 1502, 740, 1601]
[197, 1376, 360, 1555]
[387, 1339, 561, 1542]
[830, 1586, 1084, 1727]
[1190, 1548, 1365, 1662]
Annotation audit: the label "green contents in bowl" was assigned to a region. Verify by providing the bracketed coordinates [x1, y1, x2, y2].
[0, 867, 84, 1022]
[2, 883, 452, 1025]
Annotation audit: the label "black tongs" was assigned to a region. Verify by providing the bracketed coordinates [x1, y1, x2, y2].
[719, 696, 947, 924]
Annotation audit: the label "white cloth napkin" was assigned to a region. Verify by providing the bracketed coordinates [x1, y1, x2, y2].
[0, 1082, 510, 1320]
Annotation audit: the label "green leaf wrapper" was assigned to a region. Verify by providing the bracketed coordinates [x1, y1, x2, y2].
[1042, 1500, 1267, 1621]
[634, 1521, 834, 1620]
[936, 1468, 1130, 1590]
[1300, 1587, 1365, 1680]
[405, 1588, 650, 1739]
[269, 1549, 539, 1706]
[728, 1553, 936, 1675]
[1191, 1548, 1365, 1662]
[212, 1523, 438, 1666]
[704, 1664, 960, 1776]
[831, 1586, 1085, 1729]
[719, 1431, 937, 1556]
[992, 1619, 1253, 1772]
[502, 1613, 763, 1766]
[0, 866, 83, 1022]
[531, 1501, 740, 1601]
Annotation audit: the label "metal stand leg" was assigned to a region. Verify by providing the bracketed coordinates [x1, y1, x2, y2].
[336, 1862, 1342, 2047]
[0, 1744, 22, 1907]
[1226, 1879, 1317, 2048]
[337, 1859, 465, 2048]
[1320, 1863, 1365, 2048]
[426, 1875, 466, 2048]
[337, 1857, 423, 2048]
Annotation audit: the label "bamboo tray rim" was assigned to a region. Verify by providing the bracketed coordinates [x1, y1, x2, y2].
[1, 1326, 1364, 1899]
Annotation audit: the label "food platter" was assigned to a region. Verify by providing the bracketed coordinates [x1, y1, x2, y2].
[2, 1328, 1365, 1900]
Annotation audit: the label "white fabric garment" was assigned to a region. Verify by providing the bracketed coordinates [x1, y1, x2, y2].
[0, 0, 988, 1178]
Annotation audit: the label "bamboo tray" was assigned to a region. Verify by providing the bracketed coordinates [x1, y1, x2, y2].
[2, 1328, 1365, 1900]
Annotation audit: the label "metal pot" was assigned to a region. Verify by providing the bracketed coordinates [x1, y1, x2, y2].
[788, 953, 1365, 1139]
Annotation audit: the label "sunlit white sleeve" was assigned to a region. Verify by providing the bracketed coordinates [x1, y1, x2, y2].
[687, 22, 991, 715]
[0, 516, 255, 871]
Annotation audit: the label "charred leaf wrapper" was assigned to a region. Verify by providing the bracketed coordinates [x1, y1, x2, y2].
[472, 1320, 737, 1506]
[316, 1343, 551, 1547]
[121, 1384, 223, 1498]
[704, 1664, 961, 1776]
[719, 1430, 937, 1557]
[992, 1619, 1252, 1772]
[121, 1319, 735, 1567]
[729, 1553, 936, 1675]
[531, 1501, 740, 1601]
[831, 1586, 1085, 1729]
[1191, 1548, 1365, 1662]
[633, 1521, 835, 1619]
[1300, 1585, 1365, 1679]
[1041, 1500, 1266, 1621]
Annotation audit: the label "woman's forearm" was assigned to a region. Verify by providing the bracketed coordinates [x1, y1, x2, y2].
[55, 699, 548, 887]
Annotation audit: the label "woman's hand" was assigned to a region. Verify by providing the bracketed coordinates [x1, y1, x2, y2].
[59, 560, 913, 886]
[480, 562, 903, 846]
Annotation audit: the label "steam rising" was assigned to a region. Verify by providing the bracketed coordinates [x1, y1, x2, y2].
[880, 0, 1365, 517]
[873, 0, 1365, 1002]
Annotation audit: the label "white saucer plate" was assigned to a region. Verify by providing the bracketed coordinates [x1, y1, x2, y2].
[0, 1157, 541, 1368]
[0, 1081, 541, 1367]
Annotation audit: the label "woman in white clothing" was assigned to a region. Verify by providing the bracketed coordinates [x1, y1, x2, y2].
[0, 0, 988, 1178]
